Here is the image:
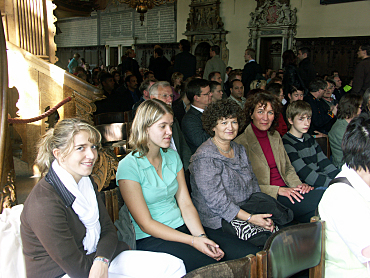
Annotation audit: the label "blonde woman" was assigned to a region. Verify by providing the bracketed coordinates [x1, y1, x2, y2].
[117, 99, 226, 273]
[20, 118, 185, 278]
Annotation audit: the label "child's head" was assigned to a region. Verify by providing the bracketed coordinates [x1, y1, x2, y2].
[286, 100, 312, 132]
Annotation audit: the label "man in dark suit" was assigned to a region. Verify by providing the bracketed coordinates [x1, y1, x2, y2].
[174, 39, 197, 80]
[149, 47, 170, 81]
[297, 47, 317, 92]
[148, 81, 192, 170]
[242, 48, 263, 96]
[120, 49, 142, 84]
[181, 79, 212, 154]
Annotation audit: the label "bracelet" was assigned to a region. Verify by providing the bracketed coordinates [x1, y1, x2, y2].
[198, 233, 207, 238]
[94, 256, 110, 266]
[246, 214, 253, 222]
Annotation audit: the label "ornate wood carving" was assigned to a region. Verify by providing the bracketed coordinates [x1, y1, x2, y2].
[92, 148, 119, 192]
[248, 0, 297, 65]
[1, 170, 16, 214]
[183, 0, 229, 67]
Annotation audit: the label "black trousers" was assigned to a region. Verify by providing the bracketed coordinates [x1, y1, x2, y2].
[277, 187, 324, 223]
[136, 224, 261, 272]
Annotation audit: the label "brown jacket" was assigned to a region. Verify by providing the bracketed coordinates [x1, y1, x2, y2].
[20, 168, 129, 278]
[234, 125, 302, 198]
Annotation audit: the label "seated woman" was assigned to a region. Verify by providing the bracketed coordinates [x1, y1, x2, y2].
[234, 92, 324, 223]
[189, 99, 275, 247]
[319, 114, 370, 277]
[20, 118, 185, 278]
[329, 93, 363, 169]
[282, 100, 340, 188]
[116, 99, 225, 273]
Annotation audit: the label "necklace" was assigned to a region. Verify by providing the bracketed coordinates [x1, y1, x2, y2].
[211, 138, 232, 154]
[155, 156, 162, 172]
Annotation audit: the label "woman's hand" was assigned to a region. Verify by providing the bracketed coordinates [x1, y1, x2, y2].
[192, 236, 224, 261]
[278, 187, 304, 204]
[249, 214, 275, 232]
[296, 184, 314, 194]
[88, 260, 108, 278]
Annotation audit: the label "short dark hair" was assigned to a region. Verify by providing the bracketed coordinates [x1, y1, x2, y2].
[360, 44, 370, 56]
[144, 71, 154, 80]
[139, 79, 153, 94]
[180, 39, 191, 52]
[270, 76, 283, 84]
[208, 71, 221, 81]
[342, 114, 370, 171]
[100, 72, 113, 84]
[211, 45, 220, 55]
[228, 71, 242, 82]
[202, 99, 244, 137]
[209, 80, 221, 93]
[186, 79, 209, 103]
[309, 78, 327, 93]
[266, 82, 283, 97]
[244, 92, 281, 134]
[337, 93, 363, 120]
[125, 74, 136, 84]
[299, 47, 311, 56]
[154, 48, 163, 57]
[282, 50, 297, 67]
[326, 76, 336, 87]
[230, 79, 243, 89]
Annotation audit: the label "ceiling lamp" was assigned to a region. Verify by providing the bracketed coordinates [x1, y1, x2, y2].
[120, 0, 176, 25]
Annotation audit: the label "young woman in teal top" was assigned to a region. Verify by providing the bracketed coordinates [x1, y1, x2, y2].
[116, 99, 225, 272]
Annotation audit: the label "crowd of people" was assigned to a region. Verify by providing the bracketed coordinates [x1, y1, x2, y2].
[21, 41, 370, 277]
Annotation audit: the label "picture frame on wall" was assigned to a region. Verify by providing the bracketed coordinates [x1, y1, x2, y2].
[320, 0, 365, 4]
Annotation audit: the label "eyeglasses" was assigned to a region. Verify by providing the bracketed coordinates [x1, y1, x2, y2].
[157, 94, 173, 99]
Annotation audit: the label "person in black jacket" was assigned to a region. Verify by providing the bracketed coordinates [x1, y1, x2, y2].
[174, 39, 197, 80]
[149, 47, 171, 81]
[242, 48, 263, 97]
[282, 50, 306, 98]
[297, 47, 316, 92]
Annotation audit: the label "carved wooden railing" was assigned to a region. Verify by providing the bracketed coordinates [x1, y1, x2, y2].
[1, 14, 17, 214]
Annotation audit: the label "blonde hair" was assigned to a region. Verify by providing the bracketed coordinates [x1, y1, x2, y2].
[130, 99, 173, 157]
[35, 118, 101, 175]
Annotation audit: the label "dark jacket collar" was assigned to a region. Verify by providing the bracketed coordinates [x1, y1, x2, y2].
[45, 166, 76, 207]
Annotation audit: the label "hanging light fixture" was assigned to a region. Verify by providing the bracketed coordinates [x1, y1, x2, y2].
[120, 0, 176, 25]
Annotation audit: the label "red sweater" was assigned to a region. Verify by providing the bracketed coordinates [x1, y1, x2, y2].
[251, 123, 286, 187]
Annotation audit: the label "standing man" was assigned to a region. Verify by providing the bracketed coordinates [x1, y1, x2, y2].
[352, 44, 370, 95]
[149, 47, 171, 81]
[203, 45, 226, 88]
[121, 49, 142, 84]
[297, 47, 317, 91]
[242, 48, 263, 96]
[174, 39, 197, 80]
[182, 79, 213, 154]
[68, 53, 80, 73]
